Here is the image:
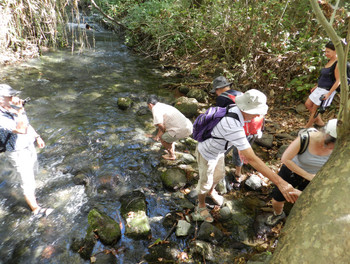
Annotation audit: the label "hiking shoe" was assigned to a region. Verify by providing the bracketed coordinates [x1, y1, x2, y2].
[265, 211, 286, 226]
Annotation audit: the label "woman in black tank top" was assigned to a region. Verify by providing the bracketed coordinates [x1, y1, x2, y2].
[304, 41, 340, 129]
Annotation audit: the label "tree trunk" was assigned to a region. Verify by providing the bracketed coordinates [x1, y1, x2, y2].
[270, 136, 350, 263]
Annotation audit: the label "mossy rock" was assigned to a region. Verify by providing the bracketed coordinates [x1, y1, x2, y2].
[161, 168, 187, 191]
[178, 85, 190, 95]
[187, 88, 208, 103]
[124, 210, 151, 239]
[87, 209, 121, 246]
[117, 97, 133, 110]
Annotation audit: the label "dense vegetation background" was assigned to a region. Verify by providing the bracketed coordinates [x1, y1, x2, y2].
[89, 0, 349, 101]
[1, 0, 349, 102]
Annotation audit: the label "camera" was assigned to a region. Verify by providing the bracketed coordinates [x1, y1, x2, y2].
[314, 95, 326, 118]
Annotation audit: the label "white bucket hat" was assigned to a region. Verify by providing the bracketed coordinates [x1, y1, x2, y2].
[325, 119, 337, 138]
[235, 89, 268, 115]
[0, 84, 20, 97]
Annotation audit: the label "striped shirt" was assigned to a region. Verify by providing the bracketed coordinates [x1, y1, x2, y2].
[197, 106, 250, 161]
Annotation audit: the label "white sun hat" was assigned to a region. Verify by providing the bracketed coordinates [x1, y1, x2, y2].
[0, 84, 20, 97]
[325, 119, 337, 138]
[235, 89, 268, 115]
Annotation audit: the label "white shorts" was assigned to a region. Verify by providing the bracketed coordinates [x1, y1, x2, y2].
[309, 87, 336, 107]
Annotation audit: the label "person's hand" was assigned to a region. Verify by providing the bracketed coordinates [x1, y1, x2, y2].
[278, 182, 297, 203]
[36, 136, 45, 148]
[289, 189, 302, 200]
[153, 136, 160, 141]
[322, 93, 330, 100]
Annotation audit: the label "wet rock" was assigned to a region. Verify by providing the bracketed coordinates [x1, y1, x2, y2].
[70, 229, 97, 260]
[87, 209, 121, 246]
[93, 252, 117, 264]
[136, 106, 149, 116]
[171, 191, 195, 210]
[197, 222, 224, 244]
[117, 97, 133, 110]
[161, 168, 187, 191]
[187, 88, 208, 103]
[143, 242, 181, 263]
[176, 220, 192, 237]
[189, 240, 215, 262]
[178, 152, 196, 164]
[72, 172, 87, 185]
[174, 96, 198, 118]
[255, 134, 274, 148]
[120, 191, 151, 239]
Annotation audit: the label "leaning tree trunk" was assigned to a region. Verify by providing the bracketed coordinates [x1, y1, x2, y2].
[270, 135, 350, 263]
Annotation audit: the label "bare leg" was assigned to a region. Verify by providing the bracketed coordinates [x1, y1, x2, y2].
[24, 193, 40, 213]
[271, 198, 285, 215]
[305, 99, 324, 128]
[161, 140, 176, 160]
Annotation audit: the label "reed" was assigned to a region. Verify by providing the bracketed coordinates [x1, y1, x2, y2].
[0, 0, 82, 63]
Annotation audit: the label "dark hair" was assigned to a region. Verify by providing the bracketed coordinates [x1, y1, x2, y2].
[147, 95, 158, 105]
[324, 134, 336, 145]
[325, 41, 335, 51]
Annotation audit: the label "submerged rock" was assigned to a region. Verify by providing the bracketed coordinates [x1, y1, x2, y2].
[87, 209, 121, 246]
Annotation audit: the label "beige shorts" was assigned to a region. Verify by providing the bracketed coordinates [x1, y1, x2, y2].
[161, 132, 178, 143]
[195, 148, 225, 195]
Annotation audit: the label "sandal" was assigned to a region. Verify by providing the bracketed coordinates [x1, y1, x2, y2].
[265, 211, 286, 226]
[192, 206, 214, 223]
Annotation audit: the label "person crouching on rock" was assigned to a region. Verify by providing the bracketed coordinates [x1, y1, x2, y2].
[147, 95, 193, 160]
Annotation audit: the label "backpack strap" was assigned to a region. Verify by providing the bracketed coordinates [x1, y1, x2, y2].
[298, 131, 310, 155]
[212, 108, 240, 150]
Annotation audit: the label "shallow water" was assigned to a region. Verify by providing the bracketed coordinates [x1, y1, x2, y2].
[0, 20, 181, 264]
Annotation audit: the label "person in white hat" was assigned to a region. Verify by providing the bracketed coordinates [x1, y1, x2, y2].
[0, 84, 52, 216]
[266, 119, 337, 226]
[193, 89, 297, 222]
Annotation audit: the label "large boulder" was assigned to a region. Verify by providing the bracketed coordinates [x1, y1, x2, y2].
[87, 209, 121, 246]
[174, 96, 198, 118]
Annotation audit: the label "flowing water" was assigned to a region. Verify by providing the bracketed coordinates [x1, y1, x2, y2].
[0, 20, 182, 264]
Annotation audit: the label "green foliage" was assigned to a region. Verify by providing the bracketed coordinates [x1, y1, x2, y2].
[91, 0, 348, 100]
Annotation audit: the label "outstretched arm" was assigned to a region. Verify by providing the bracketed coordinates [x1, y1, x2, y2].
[241, 147, 297, 203]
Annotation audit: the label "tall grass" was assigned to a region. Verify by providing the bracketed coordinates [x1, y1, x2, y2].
[0, 0, 82, 64]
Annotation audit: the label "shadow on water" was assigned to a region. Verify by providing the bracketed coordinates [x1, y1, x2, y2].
[0, 17, 181, 264]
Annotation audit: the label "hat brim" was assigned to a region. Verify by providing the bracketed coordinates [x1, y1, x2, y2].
[235, 97, 268, 115]
[210, 82, 232, 93]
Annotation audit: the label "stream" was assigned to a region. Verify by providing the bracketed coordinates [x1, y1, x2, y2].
[0, 19, 183, 264]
